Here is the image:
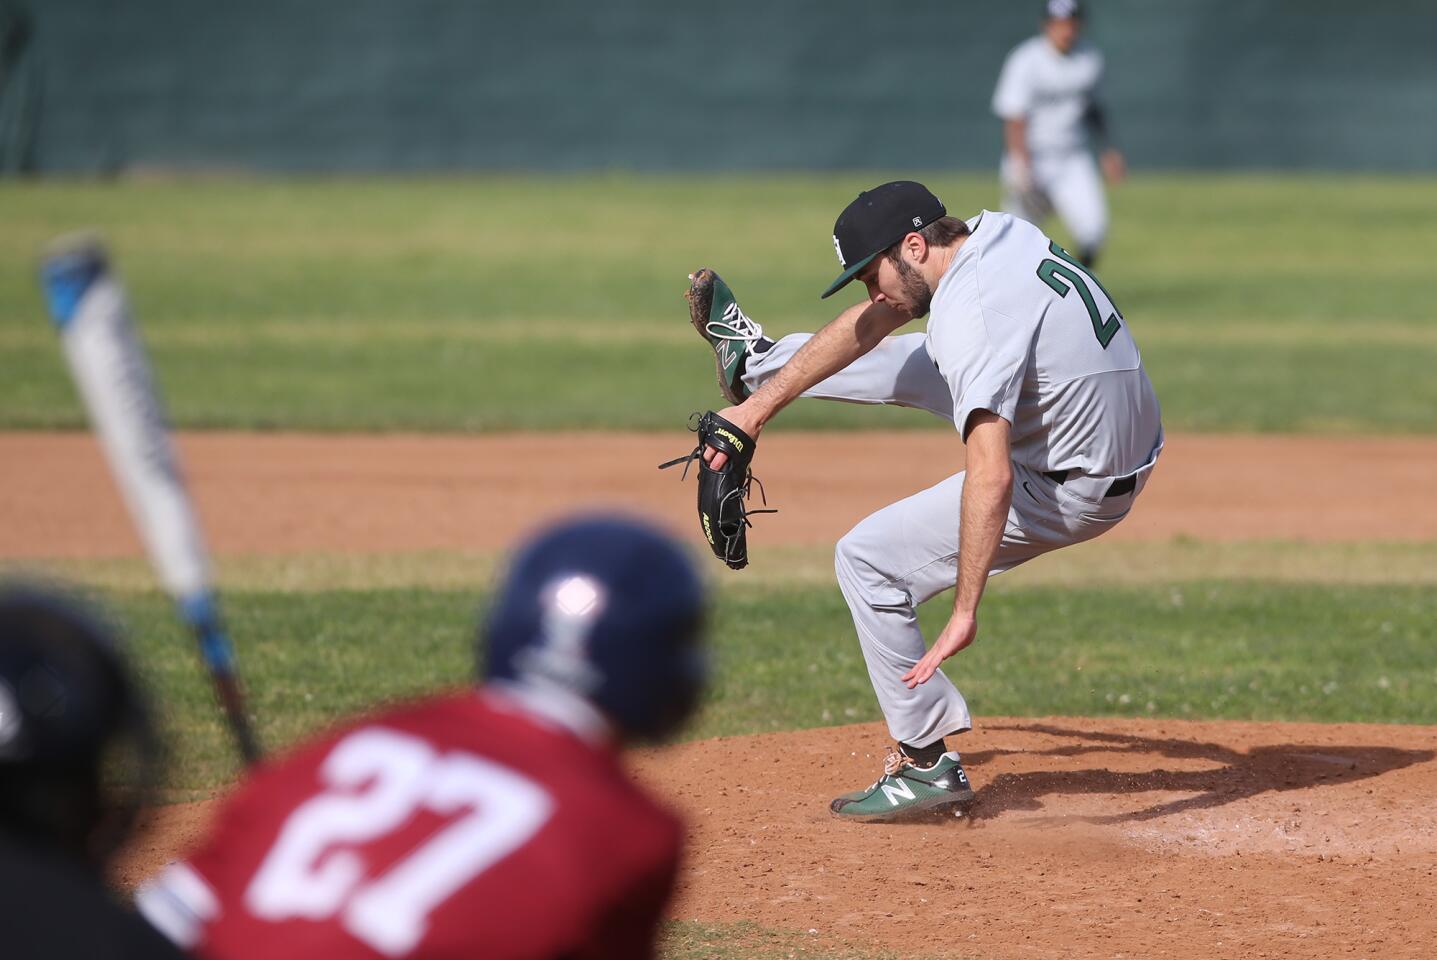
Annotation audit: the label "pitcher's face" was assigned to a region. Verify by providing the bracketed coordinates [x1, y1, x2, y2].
[857, 249, 933, 320]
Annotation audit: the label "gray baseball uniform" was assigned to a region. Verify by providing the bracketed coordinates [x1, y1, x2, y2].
[743, 211, 1162, 747]
[992, 35, 1110, 254]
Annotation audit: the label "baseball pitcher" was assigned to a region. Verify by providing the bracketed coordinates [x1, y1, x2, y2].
[993, 0, 1125, 267]
[684, 179, 1161, 822]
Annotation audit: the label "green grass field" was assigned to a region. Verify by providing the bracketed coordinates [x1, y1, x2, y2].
[2, 174, 1435, 432]
[17, 543, 1422, 794]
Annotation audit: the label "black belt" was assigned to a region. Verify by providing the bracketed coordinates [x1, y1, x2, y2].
[1044, 470, 1137, 499]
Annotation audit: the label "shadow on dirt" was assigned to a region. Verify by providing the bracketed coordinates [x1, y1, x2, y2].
[961, 722, 1435, 823]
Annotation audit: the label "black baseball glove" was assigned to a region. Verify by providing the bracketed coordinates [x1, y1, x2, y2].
[659, 411, 776, 570]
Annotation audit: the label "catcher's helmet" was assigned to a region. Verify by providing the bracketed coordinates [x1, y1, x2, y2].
[483, 516, 707, 742]
[0, 584, 162, 862]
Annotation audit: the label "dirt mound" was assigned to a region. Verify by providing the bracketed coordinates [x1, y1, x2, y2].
[656, 717, 1437, 958]
[5, 431, 1437, 559]
[122, 717, 1437, 959]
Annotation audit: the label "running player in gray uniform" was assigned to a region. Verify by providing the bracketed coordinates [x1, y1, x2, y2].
[688, 180, 1161, 822]
[993, 0, 1126, 267]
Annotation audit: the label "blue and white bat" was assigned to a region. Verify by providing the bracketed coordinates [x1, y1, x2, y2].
[38, 236, 261, 766]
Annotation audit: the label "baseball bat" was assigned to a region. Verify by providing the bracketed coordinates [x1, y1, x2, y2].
[37, 235, 261, 767]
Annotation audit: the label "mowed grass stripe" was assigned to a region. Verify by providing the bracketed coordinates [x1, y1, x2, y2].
[6, 335, 1434, 432]
[7, 316, 1437, 351]
[89, 581, 1437, 792]
[14, 540, 1437, 593]
[3, 174, 1436, 433]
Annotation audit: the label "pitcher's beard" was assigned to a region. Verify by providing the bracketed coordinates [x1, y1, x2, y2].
[893, 256, 934, 319]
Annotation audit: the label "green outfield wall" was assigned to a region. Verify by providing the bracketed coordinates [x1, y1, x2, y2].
[4, 0, 1434, 174]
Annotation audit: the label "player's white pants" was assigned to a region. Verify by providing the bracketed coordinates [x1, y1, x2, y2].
[744, 333, 1161, 747]
[746, 330, 955, 419]
[1001, 149, 1109, 255]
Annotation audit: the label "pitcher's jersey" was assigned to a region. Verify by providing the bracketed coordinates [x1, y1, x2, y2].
[991, 36, 1104, 155]
[136, 691, 681, 960]
[925, 211, 1161, 478]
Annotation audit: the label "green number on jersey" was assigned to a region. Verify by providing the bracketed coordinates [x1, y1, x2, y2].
[1035, 242, 1122, 349]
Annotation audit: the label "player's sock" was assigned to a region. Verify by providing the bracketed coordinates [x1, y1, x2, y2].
[898, 738, 947, 768]
[1077, 247, 1100, 269]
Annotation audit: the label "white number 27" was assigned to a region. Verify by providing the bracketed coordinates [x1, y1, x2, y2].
[245, 727, 553, 957]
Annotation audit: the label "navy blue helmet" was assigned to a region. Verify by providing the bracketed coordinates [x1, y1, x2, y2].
[1044, 0, 1083, 19]
[0, 584, 162, 862]
[483, 516, 707, 742]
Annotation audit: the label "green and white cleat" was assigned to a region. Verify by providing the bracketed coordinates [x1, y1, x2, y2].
[830, 749, 976, 823]
[685, 268, 771, 406]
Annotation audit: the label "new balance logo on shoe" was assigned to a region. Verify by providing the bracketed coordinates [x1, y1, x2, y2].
[880, 778, 916, 806]
[716, 341, 740, 376]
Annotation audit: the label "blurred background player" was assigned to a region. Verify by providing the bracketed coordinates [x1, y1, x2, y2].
[0, 584, 182, 960]
[137, 515, 708, 960]
[993, 0, 1126, 267]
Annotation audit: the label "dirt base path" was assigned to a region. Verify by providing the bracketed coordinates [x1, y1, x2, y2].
[4, 431, 1437, 558]
[122, 717, 1437, 959]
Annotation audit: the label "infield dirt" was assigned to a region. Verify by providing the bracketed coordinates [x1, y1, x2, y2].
[4, 431, 1436, 555]
[6, 430, 1436, 959]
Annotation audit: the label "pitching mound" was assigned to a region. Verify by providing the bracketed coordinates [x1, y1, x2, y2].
[122, 716, 1437, 958]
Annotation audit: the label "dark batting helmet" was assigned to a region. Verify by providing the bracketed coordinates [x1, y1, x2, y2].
[1044, 0, 1084, 19]
[0, 584, 162, 863]
[482, 515, 707, 742]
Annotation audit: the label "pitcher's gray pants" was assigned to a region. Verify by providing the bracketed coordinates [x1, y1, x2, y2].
[743, 333, 1160, 747]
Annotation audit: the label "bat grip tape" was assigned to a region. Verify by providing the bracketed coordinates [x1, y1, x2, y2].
[178, 592, 236, 675]
[38, 243, 107, 329]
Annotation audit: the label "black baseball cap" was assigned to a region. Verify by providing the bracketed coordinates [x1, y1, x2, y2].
[821, 181, 946, 299]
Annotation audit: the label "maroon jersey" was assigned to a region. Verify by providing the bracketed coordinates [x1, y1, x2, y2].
[137, 690, 681, 960]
